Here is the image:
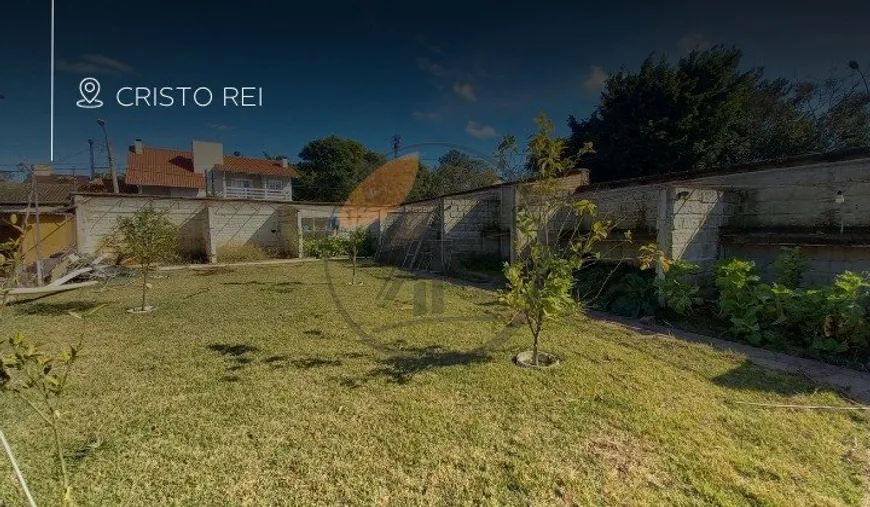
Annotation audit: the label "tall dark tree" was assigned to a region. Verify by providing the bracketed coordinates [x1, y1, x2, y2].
[431, 149, 500, 196]
[405, 161, 436, 202]
[294, 136, 387, 202]
[568, 46, 752, 181]
[568, 46, 870, 182]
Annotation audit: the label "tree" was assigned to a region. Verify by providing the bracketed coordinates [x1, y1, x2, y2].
[792, 70, 870, 152]
[567, 47, 870, 182]
[431, 149, 500, 196]
[500, 114, 636, 366]
[113, 207, 178, 312]
[568, 46, 753, 181]
[405, 161, 437, 202]
[1, 305, 104, 506]
[344, 227, 369, 285]
[295, 136, 387, 202]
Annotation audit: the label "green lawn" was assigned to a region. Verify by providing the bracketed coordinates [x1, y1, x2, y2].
[1, 261, 869, 506]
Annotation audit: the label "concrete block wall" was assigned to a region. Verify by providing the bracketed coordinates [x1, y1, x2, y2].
[74, 194, 390, 263]
[208, 200, 285, 254]
[691, 158, 870, 229]
[74, 194, 208, 257]
[443, 189, 502, 255]
[722, 243, 870, 287]
[658, 187, 739, 273]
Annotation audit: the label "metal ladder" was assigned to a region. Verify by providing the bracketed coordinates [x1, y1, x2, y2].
[401, 240, 423, 270]
[400, 212, 437, 271]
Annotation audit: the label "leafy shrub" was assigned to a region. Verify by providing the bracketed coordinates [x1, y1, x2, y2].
[573, 262, 637, 306]
[772, 246, 808, 289]
[655, 260, 703, 315]
[603, 271, 658, 318]
[715, 257, 870, 357]
[216, 243, 270, 263]
[306, 235, 347, 258]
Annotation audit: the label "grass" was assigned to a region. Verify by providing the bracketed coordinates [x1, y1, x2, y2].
[215, 243, 273, 263]
[1, 260, 869, 506]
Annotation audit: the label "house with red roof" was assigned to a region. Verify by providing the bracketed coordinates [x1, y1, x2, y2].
[125, 139, 299, 200]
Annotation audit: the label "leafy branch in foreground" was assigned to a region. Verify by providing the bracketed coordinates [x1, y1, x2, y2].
[1, 213, 27, 306]
[1, 304, 105, 506]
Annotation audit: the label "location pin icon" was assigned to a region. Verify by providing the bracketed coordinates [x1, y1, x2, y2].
[77, 77, 104, 108]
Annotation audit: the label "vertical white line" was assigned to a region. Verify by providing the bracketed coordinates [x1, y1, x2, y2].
[50, 0, 55, 161]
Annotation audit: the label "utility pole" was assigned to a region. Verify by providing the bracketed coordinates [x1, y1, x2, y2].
[88, 138, 96, 180]
[97, 118, 120, 193]
[392, 134, 401, 160]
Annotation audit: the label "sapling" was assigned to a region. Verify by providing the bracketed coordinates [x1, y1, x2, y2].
[344, 227, 369, 285]
[113, 207, 178, 312]
[499, 114, 662, 366]
[1, 304, 105, 506]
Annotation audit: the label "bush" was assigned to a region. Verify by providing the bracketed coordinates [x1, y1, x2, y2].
[306, 229, 376, 260]
[772, 246, 808, 289]
[655, 260, 703, 315]
[603, 271, 658, 318]
[715, 257, 870, 358]
[216, 243, 270, 263]
[306, 234, 348, 259]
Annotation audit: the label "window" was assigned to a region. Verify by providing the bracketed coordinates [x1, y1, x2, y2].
[229, 178, 253, 198]
[266, 179, 284, 191]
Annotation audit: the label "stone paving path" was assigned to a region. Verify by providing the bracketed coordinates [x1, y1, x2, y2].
[587, 310, 870, 405]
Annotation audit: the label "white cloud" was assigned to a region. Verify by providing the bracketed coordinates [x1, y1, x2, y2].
[453, 82, 477, 102]
[678, 32, 710, 54]
[206, 123, 232, 131]
[416, 57, 446, 77]
[465, 120, 496, 140]
[56, 54, 135, 75]
[412, 111, 441, 121]
[584, 65, 608, 93]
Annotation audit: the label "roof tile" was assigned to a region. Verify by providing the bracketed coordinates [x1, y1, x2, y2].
[125, 147, 298, 189]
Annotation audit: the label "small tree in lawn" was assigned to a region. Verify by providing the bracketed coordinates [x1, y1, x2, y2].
[114, 207, 178, 312]
[1, 304, 104, 506]
[499, 113, 644, 366]
[345, 227, 369, 285]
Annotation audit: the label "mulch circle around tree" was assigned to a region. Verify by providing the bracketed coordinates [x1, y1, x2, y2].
[127, 306, 158, 314]
[514, 350, 560, 369]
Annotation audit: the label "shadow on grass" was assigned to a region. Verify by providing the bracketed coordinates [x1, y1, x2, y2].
[712, 360, 833, 397]
[14, 300, 104, 316]
[290, 357, 343, 369]
[208, 344, 260, 356]
[208, 343, 262, 381]
[340, 345, 492, 386]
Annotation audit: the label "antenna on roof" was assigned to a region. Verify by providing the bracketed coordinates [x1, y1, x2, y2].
[233, 151, 241, 157]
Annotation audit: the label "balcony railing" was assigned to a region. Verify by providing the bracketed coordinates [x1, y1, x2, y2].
[219, 187, 292, 201]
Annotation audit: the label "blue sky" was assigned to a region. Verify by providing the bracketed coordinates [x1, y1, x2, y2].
[1, 0, 869, 174]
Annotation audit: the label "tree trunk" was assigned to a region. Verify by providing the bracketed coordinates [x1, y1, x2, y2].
[532, 326, 540, 366]
[351, 248, 357, 285]
[141, 265, 148, 311]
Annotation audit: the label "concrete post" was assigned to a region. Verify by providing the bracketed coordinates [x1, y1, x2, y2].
[204, 205, 218, 264]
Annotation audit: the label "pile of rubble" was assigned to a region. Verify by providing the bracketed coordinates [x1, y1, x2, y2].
[7, 250, 139, 296]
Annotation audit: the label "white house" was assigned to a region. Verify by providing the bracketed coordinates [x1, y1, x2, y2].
[125, 139, 298, 201]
